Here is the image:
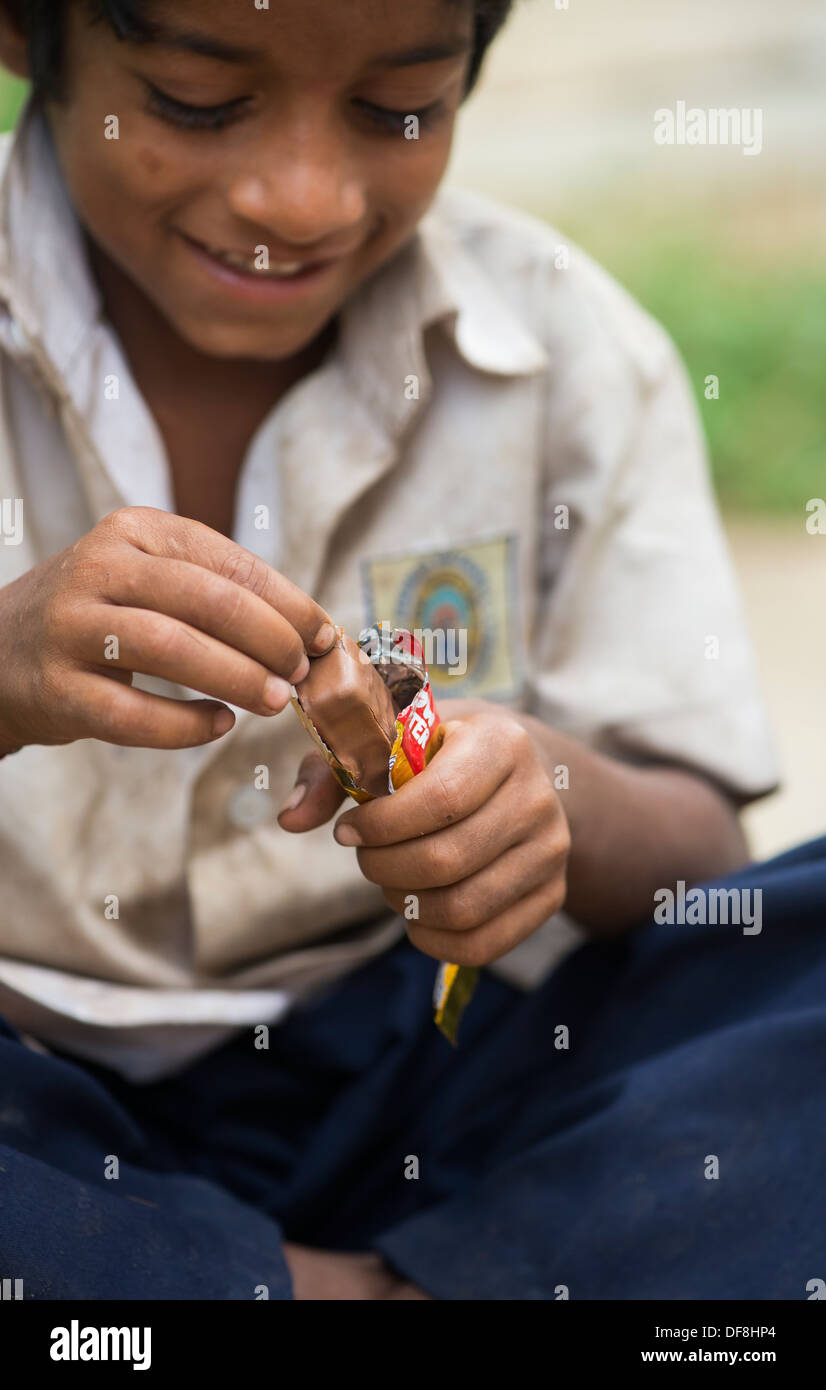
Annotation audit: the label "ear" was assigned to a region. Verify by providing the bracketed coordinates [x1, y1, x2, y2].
[0, 3, 30, 81]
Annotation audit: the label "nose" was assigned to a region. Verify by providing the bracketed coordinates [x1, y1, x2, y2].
[227, 112, 368, 253]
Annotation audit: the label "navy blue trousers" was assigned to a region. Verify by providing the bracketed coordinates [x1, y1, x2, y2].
[2, 836, 825, 1300]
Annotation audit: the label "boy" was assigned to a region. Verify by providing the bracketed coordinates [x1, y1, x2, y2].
[0, 1, 777, 1298]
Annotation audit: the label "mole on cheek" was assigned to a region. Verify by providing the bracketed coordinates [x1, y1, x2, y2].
[136, 146, 162, 177]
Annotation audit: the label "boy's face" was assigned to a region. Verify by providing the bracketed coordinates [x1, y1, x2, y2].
[46, 0, 474, 361]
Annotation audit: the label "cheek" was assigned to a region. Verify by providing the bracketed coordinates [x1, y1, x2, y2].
[64, 129, 199, 255]
[101, 133, 190, 208]
[115, 138, 201, 215]
[56, 101, 192, 214]
[372, 130, 456, 222]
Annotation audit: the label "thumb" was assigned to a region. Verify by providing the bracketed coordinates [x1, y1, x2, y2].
[278, 750, 348, 832]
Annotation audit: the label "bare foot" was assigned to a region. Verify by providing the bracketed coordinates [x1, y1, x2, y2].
[283, 1242, 433, 1300]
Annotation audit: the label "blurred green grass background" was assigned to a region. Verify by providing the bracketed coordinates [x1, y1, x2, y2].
[560, 199, 826, 515]
[1, 72, 822, 516]
[0, 73, 25, 131]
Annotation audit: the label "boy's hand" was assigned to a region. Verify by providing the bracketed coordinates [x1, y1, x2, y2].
[282, 695, 751, 944]
[280, 701, 571, 967]
[0, 506, 335, 754]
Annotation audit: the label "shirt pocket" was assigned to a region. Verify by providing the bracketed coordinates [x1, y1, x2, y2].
[360, 532, 524, 702]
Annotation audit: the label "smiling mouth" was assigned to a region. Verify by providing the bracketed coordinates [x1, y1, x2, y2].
[183, 233, 331, 279]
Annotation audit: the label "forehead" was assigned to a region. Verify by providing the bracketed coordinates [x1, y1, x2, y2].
[123, 0, 474, 78]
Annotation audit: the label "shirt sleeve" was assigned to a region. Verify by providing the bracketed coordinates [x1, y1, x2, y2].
[526, 292, 779, 803]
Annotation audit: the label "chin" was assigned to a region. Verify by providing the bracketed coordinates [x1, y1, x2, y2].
[178, 317, 324, 363]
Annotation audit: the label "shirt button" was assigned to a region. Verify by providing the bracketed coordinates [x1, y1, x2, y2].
[227, 783, 273, 831]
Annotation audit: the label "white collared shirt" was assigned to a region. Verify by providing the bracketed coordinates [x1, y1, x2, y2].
[0, 104, 778, 1080]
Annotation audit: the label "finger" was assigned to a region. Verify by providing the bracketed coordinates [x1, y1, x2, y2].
[71, 604, 295, 716]
[334, 718, 515, 848]
[383, 836, 565, 934]
[352, 783, 535, 890]
[278, 751, 348, 832]
[106, 507, 335, 655]
[70, 672, 235, 749]
[406, 875, 567, 968]
[103, 550, 316, 684]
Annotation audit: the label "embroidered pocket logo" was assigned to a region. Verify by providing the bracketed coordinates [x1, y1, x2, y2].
[362, 535, 520, 699]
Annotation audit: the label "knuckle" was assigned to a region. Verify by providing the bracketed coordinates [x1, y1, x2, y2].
[550, 807, 572, 862]
[212, 574, 249, 630]
[101, 506, 141, 542]
[426, 834, 464, 886]
[119, 568, 142, 601]
[423, 761, 464, 828]
[503, 716, 532, 756]
[534, 781, 559, 825]
[218, 548, 270, 599]
[439, 885, 478, 932]
[142, 612, 181, 663]
[64, 550, 109, 597]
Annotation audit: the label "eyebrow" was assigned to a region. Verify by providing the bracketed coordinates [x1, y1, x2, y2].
[138, 23, 472, 70]
[137, 22, 259, 63]
[369, 40, 474, 69]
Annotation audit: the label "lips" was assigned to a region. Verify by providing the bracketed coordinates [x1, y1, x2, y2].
[182, 232, 331, 280]
[205, 244, 317, 278]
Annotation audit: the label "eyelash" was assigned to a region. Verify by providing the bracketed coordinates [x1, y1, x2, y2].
[353, 99, 442, 134]
[145, 84, 249, 131]
[144, 83, 442, 136]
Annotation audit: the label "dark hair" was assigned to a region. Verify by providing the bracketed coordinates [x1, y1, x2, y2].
[5, 0, 515, 99]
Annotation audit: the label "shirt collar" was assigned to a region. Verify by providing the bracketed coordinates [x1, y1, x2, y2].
[339, 193, 550, 440]
[0, 99, 102, 398]
[0, 100, 549, 441]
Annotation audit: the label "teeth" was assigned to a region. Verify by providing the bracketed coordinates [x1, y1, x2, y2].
[209, 246, 306, 277]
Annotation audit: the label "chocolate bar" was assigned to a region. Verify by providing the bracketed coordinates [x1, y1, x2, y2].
[293, 629, 396, 799]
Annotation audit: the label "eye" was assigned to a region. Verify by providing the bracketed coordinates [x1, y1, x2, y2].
[144, 83, 250, 132]
[353, 99, 443, 135]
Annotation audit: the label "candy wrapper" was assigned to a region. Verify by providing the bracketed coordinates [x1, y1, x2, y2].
[292, 622, 479, 1044]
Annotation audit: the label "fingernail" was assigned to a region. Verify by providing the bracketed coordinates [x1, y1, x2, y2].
[310, 622, 337, 657]
[334, 821, 362, 847]
[212, 708, 235, 737]
[263, 675, 291, 711]
[289, 654, 311, 685]
[279, 783, 307, 816]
